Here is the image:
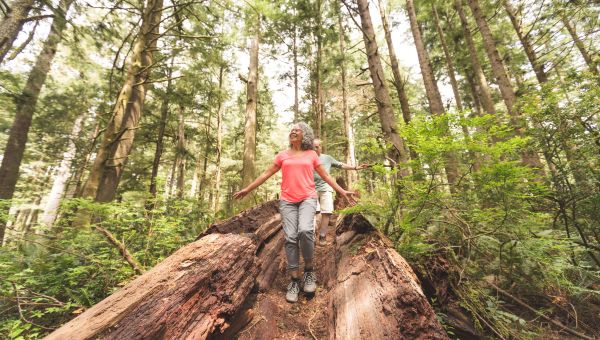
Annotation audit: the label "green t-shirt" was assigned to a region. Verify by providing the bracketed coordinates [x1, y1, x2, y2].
[314, 154, 343, 192]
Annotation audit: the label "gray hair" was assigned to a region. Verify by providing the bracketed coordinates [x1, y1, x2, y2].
[292, 122, 315, 151]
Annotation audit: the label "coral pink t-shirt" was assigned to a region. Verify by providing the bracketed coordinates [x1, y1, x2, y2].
[274, 149, 322, 203]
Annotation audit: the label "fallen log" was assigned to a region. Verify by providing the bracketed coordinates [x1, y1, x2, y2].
[44, 233, 258, 340]
[330, 214, 449, 339]
[46, 201, 449, 339]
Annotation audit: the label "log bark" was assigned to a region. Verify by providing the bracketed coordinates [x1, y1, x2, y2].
[330, 214, 449, 339]
[47, 200, 449, 339]
[0, 0, 35, 64]
[45, 233, 259, 340]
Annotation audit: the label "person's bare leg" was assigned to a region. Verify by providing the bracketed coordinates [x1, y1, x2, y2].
[319, 213, 331, 237]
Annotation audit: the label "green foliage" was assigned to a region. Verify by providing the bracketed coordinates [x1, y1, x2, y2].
[0, 197, 213, 338]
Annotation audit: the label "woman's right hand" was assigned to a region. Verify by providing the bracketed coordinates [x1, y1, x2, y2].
[233, 188, 250, 200]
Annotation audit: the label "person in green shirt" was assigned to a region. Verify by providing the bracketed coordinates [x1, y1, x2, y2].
[313, 138, 369, 245]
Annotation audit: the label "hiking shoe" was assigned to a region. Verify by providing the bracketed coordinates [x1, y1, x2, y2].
[303, 271, 317, 294]
[318, 235, 327, 246]
[286, 280, 300, 303]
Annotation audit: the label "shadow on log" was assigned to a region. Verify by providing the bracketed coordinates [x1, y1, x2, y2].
[45, 201, 449, 339]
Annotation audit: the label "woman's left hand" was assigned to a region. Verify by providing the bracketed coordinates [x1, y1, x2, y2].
[339, 190, 358, 205]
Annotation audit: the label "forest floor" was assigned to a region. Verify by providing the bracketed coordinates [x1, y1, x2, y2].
[233, 215, 335, 340]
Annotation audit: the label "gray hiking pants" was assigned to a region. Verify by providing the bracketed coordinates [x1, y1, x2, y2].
[279, 197, 317, 271]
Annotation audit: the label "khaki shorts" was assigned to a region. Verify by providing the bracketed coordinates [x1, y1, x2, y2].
[316, 191, 334, 214]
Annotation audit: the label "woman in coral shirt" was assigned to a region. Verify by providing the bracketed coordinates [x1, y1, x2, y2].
[233, 122, 355, 303]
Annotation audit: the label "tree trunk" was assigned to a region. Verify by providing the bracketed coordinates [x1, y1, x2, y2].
[355, 0, 409, 175]
[293, 20, 299, 122]
[197, 111, 212, 201]
[377, 0, 413, 125]
[211, 66, 225, 213]
[0, 0, 35, 64]
[40, 113, 85, 227]
[337, 4, 357, 187]
[454, 0, 496, 116]
[432, 5, 463, 112]
[81, 0, 163, 202]
[466, 0, 544, 171]
[314, 0, 323, 140]
[175, 105, 186, 199]
[71, 121, 100, 198]
[148, 56, 174, 201]
[406, 0, 459, 190]
[45, 233, 259, 340]
[241, 19, 259, 189]
[502, 0, 548, 83]
[0, 0, 73, 243]
[561, 16, 597, 74]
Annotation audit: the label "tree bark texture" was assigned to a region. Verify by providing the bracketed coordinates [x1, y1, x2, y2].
[40, 113, 85, 227]
[377, 0, 413, 125]
[45, 233, 259, 340]
[81, 0, 163, 202]
[0, 0, 35, 64]
[331, 214, 449, 339]
[337, 4, 357, 187]
[355, 0, 409, 173]
[406, 0, 459, 189]
[293, 21, 299, 122]
[0, 0, 73, 243]
[242, 21, 259, 188]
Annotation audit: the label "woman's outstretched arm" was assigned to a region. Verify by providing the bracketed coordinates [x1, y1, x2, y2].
[315, 164, 357, 205]
[233, 164, 280, 199]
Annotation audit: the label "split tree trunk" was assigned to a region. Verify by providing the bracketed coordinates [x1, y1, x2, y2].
[0, 0, 35, 64]
[40, 113, 85, 227]
[337, 4, 357, 186]
[241, 18, 259, 189]
[81, 0, 163, 202]
[355, 0, 409, 174]
[0, 0, 73, 243]
[406, 0, 460, 190]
